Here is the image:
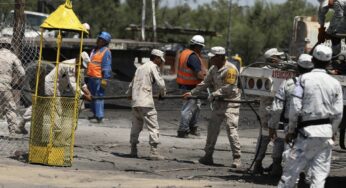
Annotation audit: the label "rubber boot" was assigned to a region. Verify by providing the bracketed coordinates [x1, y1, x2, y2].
[270, 159, 283, 177]
[149, 144, 165, 160]
[177, 131, 189, 138]
[253, 161, 264, 174]
[130, 144, 138, 158]
[263, 163, 273, 173]
[231, 155, 241, 168]
[199, 151, 214, 165]
[190, 127, 200, 136]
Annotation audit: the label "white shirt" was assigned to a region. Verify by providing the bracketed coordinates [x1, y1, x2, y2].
[127, 61, 166, 108]
[288, 69, 343, 137]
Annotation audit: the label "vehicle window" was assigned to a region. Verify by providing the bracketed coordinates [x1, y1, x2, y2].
[3, 12, 46, 28]
[26, 14, 46, 27]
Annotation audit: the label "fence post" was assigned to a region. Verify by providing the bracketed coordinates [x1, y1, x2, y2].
[12, 0, 25, 59]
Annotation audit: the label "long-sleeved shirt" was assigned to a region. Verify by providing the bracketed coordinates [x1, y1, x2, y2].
[191, 61, 240, 107]
[268, 77, 296, 129]
[288, 69, 343, 137]
[127, 61, 166, 108]
[0, 48, 25, 91]
[45, 58, 86, 96]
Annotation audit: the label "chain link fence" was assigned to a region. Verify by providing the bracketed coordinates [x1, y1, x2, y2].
[0, 9, 55, 157]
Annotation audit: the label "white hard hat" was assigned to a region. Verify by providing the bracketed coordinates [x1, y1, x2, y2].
[151, 49, 165, 62]
[297, 54, 313, 69]
[264, 48, 284, 59]
[313, 44, 332, 61]
[83, 23, 90, 31]
[208, 46, 226, 57]
[190, 35, 205, 47]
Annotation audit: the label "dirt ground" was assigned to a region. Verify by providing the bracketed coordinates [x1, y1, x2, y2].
[0, 100, 345, 188]
[0, 80, 345, 187]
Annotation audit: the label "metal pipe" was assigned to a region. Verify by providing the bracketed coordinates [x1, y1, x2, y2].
[141, 0, 146, 41]
[91, 95, 259, 104]
[152, 0, 157, 42]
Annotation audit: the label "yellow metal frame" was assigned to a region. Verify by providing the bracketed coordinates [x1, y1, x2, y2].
[29, 0, 86, 166]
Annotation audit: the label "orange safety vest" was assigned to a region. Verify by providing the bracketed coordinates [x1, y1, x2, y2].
[176, 49, 204, 86]
[87, 48, 109, 78]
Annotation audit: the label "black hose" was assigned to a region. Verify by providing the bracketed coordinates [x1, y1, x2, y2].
[340, 128, 346, 149]
[238, 72, 262, 173]
[240, 60, 295, 173]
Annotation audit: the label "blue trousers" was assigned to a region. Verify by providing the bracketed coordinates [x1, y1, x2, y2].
[178, 98, 201, 132]
[87, 78, 105, 118]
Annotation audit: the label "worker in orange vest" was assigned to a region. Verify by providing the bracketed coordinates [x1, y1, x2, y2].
[86, 31, 112, 123]
[176, 35, 207, 138]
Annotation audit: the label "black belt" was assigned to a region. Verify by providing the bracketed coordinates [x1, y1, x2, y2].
[298, 118, 331, 129]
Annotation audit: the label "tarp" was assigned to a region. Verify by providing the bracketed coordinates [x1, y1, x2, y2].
[40, 0, 88, 33]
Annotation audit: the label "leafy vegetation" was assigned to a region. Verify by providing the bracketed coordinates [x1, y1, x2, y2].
[1, 0, 318, 64]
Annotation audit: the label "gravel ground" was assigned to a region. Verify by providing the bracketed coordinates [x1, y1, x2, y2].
[0, 78, 345, 187]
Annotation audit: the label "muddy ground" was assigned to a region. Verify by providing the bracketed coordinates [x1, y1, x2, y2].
[0, 79, 345, 187]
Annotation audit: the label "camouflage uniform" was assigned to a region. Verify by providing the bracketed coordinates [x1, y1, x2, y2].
[0, 48, 25, 134]
[191, 62, 241, 165]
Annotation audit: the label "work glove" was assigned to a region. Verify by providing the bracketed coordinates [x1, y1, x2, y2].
[318, 27, 326, 44]
[101, 79, 108, 90]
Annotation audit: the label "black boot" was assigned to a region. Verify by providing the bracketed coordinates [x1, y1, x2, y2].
[253, 161, 264, 174]
[177, 131, 189, 138]
[199, 152, 214, 165]
[190, 127, 200, 136]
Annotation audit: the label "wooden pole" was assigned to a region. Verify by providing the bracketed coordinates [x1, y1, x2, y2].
[12, 0, 25, 59]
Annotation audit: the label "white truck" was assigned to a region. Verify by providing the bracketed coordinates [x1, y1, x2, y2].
[0, 10, 55, 38]
[240, 16, 346, 149]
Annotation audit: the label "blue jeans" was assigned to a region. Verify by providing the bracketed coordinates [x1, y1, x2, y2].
[87, 78, 105, 118]
[178, 98, 201, 132]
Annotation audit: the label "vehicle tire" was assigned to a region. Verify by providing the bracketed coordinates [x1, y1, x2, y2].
[21, 61, 55, 107]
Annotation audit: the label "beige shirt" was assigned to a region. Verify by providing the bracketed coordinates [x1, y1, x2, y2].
[191, 61, 240, 107]
[127, 61, 166, 108]
[45, 58, 86, 96]
[0, 48, 25, 91]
